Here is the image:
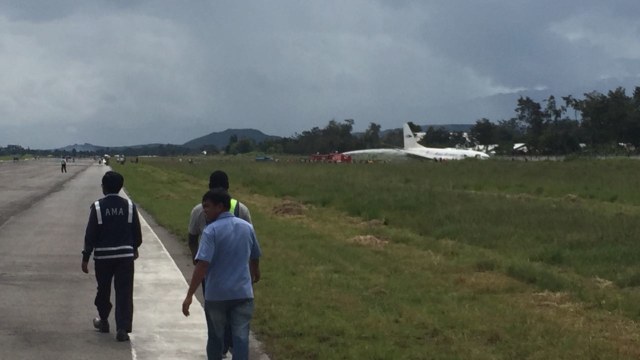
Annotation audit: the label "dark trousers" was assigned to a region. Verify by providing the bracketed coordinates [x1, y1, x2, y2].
[94, 258, 134, 332]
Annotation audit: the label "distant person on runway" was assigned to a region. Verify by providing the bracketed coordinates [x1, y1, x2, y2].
[187, 170, 253, 356]
[61, 158, 67, 173]
[81, 171, 143, 342]
[183, 189, 261, 360]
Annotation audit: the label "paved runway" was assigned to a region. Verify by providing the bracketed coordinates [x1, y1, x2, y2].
[0, 159, 267, 359]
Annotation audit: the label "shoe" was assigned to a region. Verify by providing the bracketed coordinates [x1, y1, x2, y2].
[93, 318, 109, 333]
[116, 329, 130, 342]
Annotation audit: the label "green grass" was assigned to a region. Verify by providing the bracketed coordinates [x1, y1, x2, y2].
[113, 157, 640, 359]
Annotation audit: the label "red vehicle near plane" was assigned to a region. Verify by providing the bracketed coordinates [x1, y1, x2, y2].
[309, 152, 352, 163]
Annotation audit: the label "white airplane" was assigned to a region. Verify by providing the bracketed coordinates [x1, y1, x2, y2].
[344, 123, 490, 161]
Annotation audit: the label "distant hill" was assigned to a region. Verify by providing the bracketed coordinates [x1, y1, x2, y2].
[182, 128, 281, 149]
[54, 129, 280, 152]
[57, 143, 105, 152]
[56, 143, 170, 153]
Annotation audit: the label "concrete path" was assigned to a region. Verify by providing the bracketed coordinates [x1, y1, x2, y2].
[0, 159, 269, 359]
[126, 198, 208, 359]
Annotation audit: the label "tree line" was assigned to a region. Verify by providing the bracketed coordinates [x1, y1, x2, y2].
[470, 86, 640, 155]
[258, 85, 640, 156]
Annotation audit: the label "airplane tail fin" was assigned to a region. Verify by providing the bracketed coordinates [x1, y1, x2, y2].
[403, 123, 419, 149]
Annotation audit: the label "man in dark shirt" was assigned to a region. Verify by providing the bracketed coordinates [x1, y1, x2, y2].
[82, 171, 143, 342]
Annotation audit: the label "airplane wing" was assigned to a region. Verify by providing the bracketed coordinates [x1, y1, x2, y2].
[343, 148, 407, 159]
[402, 148, 439, 160]
[343, 149, 405, 155]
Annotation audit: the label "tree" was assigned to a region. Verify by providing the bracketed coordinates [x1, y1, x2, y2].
[514, 96, 546, 153]
[470, 118, 497, 145]
[543, 95, 562, 124]
[627, 87, 640, 148]
[381, 129, 402, 148]
[225, 135, 239, 154]
[562, 95, 579, 121]
[545, 119, 582, 154]
[491, 118, 523, 155]
[420, 126, 451, 147]
[576, 88, 631, 148]
[277, 119, 358, 155]
[407, 122, 422, 134]
[235, 138, 255, 154]
[320, 119, 355, 152]
[362, 122, 382, 149]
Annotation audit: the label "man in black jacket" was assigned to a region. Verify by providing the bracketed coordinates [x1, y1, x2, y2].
[81, 171, 143, 342]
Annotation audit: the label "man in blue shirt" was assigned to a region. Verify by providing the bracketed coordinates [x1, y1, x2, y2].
[187, 170, 253, 356]
[182, 188, 261, 360]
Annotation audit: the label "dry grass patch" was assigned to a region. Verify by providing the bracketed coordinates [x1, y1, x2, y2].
[345, 217, 385, 228]
[239, 192, 280, 210]
[510, 290, 640, 358]
[363, 219, 386, 227]
[454, 271, 523, 294]
[593, 276, 614, 289]
[348, 235, 388, 249]
[564, 193, 580, 202]
[532, 291, 579, 311]
[272, 198, 308, 216]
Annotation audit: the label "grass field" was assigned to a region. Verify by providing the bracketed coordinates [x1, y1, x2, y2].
[113, 156, 640, 359]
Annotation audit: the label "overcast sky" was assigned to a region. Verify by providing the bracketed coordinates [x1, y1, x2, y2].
[1, 1, 639, 149]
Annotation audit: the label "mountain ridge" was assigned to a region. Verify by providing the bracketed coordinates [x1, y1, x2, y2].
[56, 128, 281, 152]
[182, 128, 280, 150]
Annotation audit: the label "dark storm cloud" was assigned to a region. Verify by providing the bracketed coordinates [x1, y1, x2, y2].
[0, 1, 639, 148]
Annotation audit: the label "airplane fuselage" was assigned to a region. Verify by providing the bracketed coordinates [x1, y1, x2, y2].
[344, 123, 490, 161]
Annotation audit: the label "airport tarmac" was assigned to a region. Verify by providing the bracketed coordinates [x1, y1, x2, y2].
[0, 159, 269, 359]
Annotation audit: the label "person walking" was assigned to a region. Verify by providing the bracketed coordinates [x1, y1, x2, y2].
[188, 170, 252, 254]
[61, 158, 67, 173]
[183, 189, 261, 360]
[81, 171, 143, 342]
[187, 170, 252, 356]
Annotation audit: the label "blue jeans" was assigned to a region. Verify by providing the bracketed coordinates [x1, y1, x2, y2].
[202, 282, 232, 353]
[205, 298, 254, 360]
